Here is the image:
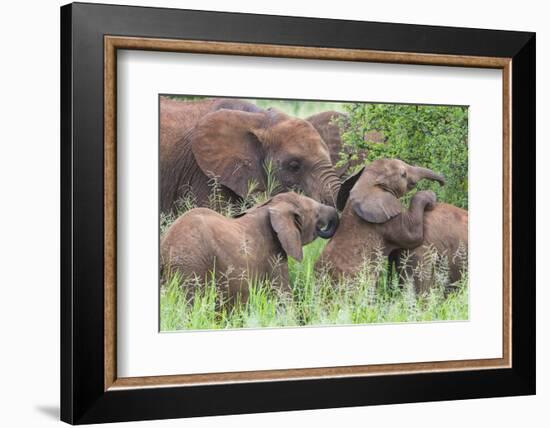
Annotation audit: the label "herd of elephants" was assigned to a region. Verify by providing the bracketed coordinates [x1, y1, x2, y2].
[159, 96, 468, 306]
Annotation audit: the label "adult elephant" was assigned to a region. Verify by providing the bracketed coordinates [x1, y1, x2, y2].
[306, 111, 383, 179]
[160, 97, 341, 213]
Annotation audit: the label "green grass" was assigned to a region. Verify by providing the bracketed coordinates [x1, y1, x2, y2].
[160, 236, 469, 331]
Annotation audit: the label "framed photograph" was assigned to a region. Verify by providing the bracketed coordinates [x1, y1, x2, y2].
[61, 2, 535, 424]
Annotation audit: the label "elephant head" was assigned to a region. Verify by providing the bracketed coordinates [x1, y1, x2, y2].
[266, 192, 340, 261]
[336, 159, 445, 223]
[189, 108, 341, 206]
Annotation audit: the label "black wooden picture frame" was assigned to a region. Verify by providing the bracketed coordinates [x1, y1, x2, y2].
[61, 2, 535, 424]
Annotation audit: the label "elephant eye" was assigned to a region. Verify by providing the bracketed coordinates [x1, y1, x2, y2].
[401, 171, 407, 178]
[287, 160, 301, 172]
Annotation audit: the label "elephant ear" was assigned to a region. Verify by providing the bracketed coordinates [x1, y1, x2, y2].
[307, 111, 351, 178]
[336, 167, 364, 211]
[268, 203, 303, 261]
[349, 170, 402, 224]
[191, 109, 267, 197]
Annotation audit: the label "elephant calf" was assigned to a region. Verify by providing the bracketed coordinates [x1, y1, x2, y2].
[393, 203, 468, 294]
[317, 159, 445, 280]
[161, 192, 339, 304]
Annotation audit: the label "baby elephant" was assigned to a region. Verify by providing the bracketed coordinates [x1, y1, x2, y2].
[161, 192, 339, 304]
[317, 159, 445, 280]
[393, 203, 468, 294]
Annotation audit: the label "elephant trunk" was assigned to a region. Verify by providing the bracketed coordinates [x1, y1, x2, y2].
[316, 206, 339, 239]
[317, 163, 342, 208]
[411, 166, 445, 187]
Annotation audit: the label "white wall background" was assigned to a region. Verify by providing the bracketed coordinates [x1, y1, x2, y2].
[0, 0, 546, 427]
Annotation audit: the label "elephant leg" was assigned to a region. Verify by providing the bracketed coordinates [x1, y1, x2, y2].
[392, 247, 435, 295]
[387, 249, 400, 286]
[410, 247, 433, 295]
[219, 272, 251, 310]
[271, 261, 292, 297]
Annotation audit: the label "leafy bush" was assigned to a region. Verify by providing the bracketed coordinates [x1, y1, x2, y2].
[340, 103, 469, 208]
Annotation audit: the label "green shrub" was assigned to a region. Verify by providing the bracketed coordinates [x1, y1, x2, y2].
[340, 103, 468, 208]
[160, 239, 468, 331]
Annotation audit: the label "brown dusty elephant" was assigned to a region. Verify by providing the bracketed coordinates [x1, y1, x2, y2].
[306, 111, 384, 179]
[160, 97, 341, 213]
[161, 192, 339, 304]
[316, 159, 445, 280]
[391, 204, 468, 294]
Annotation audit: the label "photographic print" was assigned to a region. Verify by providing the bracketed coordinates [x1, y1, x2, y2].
[62, 6, 534, 422]
[159, 95, 469, 331]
